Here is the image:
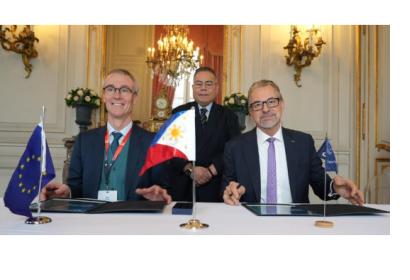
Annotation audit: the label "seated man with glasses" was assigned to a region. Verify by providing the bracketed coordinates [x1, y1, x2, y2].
[42, 69, 171, 203]
[221, 79, 364, 206]
[168, 66, 241, 202]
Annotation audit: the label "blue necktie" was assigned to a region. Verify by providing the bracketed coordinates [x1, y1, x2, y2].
[200, 108, 207, 130]
[111, 132, 122, 153]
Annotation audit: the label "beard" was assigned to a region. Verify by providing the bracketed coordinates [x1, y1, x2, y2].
[259, 112, 279, 129]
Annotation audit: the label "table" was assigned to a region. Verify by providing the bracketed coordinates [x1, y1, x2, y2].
[0, 201, 389, 235]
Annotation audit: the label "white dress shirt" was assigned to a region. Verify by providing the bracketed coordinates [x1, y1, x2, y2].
[107, 121, 133, 144]
[257, 125, 292, 203]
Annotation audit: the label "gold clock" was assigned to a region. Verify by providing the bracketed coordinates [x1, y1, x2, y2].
[148, 87, 172, 133]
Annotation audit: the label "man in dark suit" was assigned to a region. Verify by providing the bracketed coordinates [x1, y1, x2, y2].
[169, 67, 240, 202]
[222, 79, 364, 206]
[42, 69, 171, 203]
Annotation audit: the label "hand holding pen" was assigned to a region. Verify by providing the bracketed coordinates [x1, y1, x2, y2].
[41, 182, 71, 201]
[223, 182, 246, 206]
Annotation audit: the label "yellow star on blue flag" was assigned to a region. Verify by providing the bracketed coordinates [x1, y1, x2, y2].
[3, 122, 55, 218]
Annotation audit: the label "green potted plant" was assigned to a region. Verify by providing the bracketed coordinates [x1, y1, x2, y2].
[65, 87, 101, 133]
[223, 92, 248, 130]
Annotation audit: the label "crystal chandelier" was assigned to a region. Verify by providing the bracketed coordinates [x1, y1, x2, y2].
[146, 25, 203, 88]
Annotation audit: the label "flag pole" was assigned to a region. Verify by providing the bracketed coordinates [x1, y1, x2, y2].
[26, 106, 52, 224]
[180, 108, 208, 229]
[315, 133, 333, 228]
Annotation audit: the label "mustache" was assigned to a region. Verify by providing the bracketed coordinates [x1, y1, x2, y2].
[260, 111, 276, 118]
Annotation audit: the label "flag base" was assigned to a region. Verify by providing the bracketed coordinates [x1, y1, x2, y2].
[180, 219, 209, 229]
[25, 216, 52, 224]
[315, 220, 334, 228]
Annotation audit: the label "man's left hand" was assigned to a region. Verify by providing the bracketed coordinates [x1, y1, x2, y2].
[135, 185, 172, 204]
[333, 176, 364, 206]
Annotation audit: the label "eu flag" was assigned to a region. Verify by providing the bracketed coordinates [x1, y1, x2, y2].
[3, 122, 55, 218]
[315, 138, 338, 173]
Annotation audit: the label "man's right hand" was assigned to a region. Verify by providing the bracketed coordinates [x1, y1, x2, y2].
[223, 182, 246, 206]
[41, 182, 70, 201]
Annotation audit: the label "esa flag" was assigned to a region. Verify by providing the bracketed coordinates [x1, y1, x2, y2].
[3, 121, 55, 218]
[315, 138, 338, 173]
[140, 109, 195, 175]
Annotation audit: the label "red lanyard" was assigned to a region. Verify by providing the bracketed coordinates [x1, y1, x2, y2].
[103, 127, 132, 188]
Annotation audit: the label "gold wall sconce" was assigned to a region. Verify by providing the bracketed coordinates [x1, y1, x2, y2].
[0, 25, 39, 78]
[284, 25, 325, 87]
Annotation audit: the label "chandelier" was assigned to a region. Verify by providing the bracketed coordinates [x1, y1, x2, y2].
[146, 25, 203, 88]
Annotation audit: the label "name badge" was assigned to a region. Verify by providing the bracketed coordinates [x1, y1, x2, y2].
[98, 190, 117, 201]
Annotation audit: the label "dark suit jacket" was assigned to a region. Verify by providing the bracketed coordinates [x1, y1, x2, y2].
[67, 124, 168, 200]
[169, 101, 240, 202]
[221, 127, 339, 203]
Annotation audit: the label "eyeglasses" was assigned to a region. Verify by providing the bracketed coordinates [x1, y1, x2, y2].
[103, 86, 133, 96]
[194, 81, 217, 88]
[249, 97, 281, 111]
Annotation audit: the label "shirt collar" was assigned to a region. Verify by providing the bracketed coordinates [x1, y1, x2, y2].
[256, 124, 284, 145]
[197, 102, 213, 114]
[107, 121, 133, 136]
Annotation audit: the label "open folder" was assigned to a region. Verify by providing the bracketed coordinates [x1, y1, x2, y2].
[242, 203, 390, 216]
[29, 198, 167, 214]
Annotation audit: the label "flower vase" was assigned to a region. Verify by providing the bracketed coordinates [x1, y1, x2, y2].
[233, 109, 246, 131]
[75, 104, 94, 133]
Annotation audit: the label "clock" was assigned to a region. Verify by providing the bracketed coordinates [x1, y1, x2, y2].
[148, 87, 172, 133]
[156, 98, 168, 109]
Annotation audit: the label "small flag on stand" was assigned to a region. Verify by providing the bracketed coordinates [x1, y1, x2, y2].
[315, 137, 338, 173]
[3, 121, 55, 218]
[140, 109, 196, 176]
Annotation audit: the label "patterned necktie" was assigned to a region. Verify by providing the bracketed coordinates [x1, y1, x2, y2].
[267, 137, 277, 203]
[200, 108, 207, 130]
[111, 132, 122, 153]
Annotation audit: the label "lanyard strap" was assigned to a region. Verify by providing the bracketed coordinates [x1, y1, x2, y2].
[103, 127, 132, 188]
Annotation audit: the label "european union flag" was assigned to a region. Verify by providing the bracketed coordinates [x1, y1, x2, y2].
[315, 138, 338, 173]
[3, 122, 55, 218]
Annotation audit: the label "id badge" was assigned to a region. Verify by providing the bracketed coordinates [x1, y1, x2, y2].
[98, 190, 117, 201]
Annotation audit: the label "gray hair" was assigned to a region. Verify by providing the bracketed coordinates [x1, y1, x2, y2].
[248, 79, 283, 104]
[103, 69, 139, 94]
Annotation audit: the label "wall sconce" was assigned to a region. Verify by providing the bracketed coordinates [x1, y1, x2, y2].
[284, 25, 325, 87]
[0, 25, 39, 78]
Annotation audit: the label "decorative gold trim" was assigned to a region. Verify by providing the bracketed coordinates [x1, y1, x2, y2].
[373, 158, 390, 178]
[86, 26, 91, 87]
[222, 26, 228, 99]
[362, 103, 365, 140]
[355, 25, 361, 189]
[239, 25, 242, 92]
[374, 25, 379, 147]
[229, 26, 233, 96]
[100, 25, 107, 127]
[366, 25, 370, 188]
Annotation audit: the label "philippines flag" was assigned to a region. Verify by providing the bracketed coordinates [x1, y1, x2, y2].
[140, 109, 196, 175]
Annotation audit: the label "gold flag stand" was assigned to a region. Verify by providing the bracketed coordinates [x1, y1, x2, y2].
[180, 161, 209, 229]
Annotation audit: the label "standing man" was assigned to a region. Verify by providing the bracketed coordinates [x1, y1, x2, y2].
[222, 79, 363, 206]
[169, 67, 241, 202]
[42, 69, 171, 203]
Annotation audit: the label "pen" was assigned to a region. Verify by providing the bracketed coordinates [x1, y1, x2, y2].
[46, 187, 58, 191]
[230, 183, 242, 197]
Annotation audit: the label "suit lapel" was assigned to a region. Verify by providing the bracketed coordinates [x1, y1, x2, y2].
[282, 128, 299, 202]
[197, 103, 221, 152]
[243, 128, 261, 201]
[90, 127, 106, 198]
[125, 126, 142, 199]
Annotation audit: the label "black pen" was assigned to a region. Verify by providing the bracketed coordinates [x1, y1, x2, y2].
[46, 187, 58, 191]
[230, 183, 242, 197]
